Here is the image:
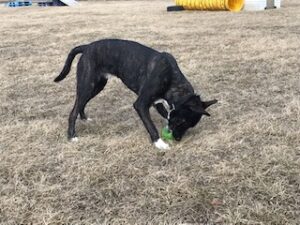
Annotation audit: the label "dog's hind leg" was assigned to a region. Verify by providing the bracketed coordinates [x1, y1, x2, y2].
[79, 75, 108, 120]
[68, 56, 96, 140]
[68, 98, 80, 141]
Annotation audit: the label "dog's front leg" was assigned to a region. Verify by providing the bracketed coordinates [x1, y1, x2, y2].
[133, 100, 170, 150]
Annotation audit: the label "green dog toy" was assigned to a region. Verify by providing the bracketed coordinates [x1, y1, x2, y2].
[161, 126, 174, 141]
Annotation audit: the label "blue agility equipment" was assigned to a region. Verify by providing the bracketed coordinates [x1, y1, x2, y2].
[6, 0, 69, 7]
[7, 1, 32, 7]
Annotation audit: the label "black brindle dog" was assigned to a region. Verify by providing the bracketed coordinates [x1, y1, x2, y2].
[54, 39, 217, 150]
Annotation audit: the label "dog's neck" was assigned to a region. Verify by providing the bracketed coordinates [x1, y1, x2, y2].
[162, 53, 195, 99]
[154, 91, 195, 121]
[154, 99, 175, 119]
[163, 82, 195, 106]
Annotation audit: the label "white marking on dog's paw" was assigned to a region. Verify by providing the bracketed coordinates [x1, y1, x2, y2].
[71, 137, 78, 142]
[154, 138, 170, 150]
[86, 118, 93, 122]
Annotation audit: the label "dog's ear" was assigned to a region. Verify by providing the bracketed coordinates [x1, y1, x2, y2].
[202, 99, 218, 109]
[189, 105, 211, 116]
[185, 95, 211, 116]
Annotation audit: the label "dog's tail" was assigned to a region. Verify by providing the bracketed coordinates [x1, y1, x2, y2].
[54, 45, 87, 82]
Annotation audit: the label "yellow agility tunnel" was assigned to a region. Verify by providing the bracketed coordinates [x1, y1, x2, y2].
[175, 0, 244, 12]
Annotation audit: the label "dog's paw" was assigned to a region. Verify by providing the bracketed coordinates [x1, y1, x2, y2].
[71, 137, 79, 142]
[78, 116, 93, 122]
[154, 138, 170, 150]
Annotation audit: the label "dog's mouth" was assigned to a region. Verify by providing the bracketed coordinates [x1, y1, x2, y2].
[174, 136, 182, 141]
[172, 131, 182, 141]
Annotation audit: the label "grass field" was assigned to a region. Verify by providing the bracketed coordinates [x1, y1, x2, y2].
[0, 0, 300, 224]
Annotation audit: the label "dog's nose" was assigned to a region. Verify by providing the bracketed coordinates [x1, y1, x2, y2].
[175, 136, 181, 141]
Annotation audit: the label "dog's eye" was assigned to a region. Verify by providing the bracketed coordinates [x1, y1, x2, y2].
[176, 118, 185, 125]
[170, 116, 186, 127]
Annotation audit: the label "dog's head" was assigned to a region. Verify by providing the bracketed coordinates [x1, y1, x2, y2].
[168, 95, 217, 141]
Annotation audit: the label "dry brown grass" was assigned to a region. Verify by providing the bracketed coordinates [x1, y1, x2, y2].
[0, 1, 300, 224]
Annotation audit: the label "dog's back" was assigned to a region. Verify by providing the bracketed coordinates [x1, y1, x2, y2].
[85, 39, 172, 93]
